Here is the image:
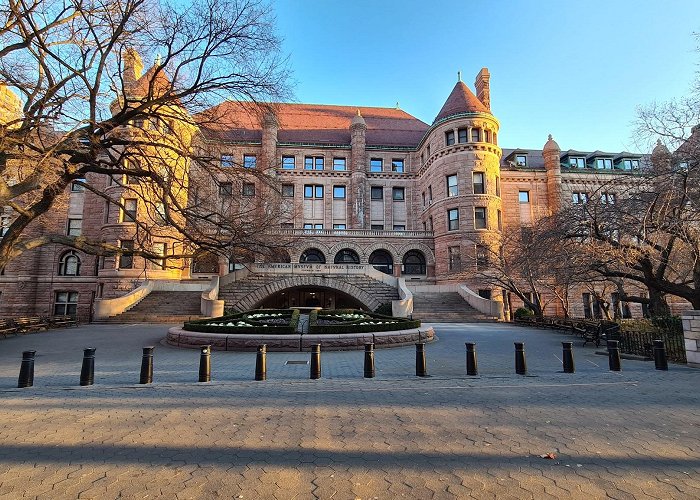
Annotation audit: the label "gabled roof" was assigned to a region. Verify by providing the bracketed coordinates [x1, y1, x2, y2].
[130, 65, 173, 98]
[433, 81, 489, 124]
[196, 102, 429, 147]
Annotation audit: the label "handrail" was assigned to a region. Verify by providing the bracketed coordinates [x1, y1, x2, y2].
[93, 280, 154, 319]
[201, 276, 225, 317]
[392, 278, 413, 318]
[457, 285, 503, 319]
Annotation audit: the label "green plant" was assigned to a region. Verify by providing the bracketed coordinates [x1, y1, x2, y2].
[514, 307, 534, 319]
[373, 303, 393, 316]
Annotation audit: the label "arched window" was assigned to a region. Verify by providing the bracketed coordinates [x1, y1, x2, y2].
[369, 249, 393, 275]
[58, 251, 81, 276]
[192, 251, 219, 274]
[299, 248, 326, 263]
[403, 250, 426, 275]
[334, 249, 360, 264]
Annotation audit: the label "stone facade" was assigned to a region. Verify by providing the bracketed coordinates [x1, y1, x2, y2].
[682, 311, 700, 368]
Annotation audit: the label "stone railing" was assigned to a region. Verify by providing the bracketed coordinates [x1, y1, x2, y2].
[457, 285, 504, 319]
[201, 276, 225, 317]
[271, 228, 434, 238]
[392, 278, 413, 318]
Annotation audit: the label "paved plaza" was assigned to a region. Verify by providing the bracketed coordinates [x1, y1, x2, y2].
[0, 323, 698, 499]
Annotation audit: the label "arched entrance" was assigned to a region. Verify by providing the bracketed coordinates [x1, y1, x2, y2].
[403, 250, 426, 275]
[257, 285, 366, 310]
[369, 249, 393, 275]
[334, 248, 360, 264]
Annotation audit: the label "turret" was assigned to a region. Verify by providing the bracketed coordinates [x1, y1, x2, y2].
[543, 134, 562, 214]
[0, 85, 22, 126]
[122, 48, 144, 90]
[650, 139, 672, 173]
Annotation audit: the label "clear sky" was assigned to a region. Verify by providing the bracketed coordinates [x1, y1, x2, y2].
[273, 0, 699, 153]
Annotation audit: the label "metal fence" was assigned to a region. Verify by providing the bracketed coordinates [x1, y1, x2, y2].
[618, 330, 687, 363]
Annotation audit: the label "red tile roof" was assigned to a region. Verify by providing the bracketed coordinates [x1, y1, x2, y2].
[433, 81, 489, 123]
[196, 102, 429, 147]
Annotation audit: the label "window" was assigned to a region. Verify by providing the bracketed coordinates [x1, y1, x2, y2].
[154, 203, 167, 226]
[150, 242, 167, 270]
[569, 157, 585, 168]
[497, 209, 502, 231]
[58, 251, 81, 276]
[518, 191, 530, 203]
[243, 155, 257, 169]
[601, 192, 616, 204]
[445, 130, 455, 146]
[391, 159, 404, 173]
[572, 192, 588, 204]
[448, 246, 461, 272]
[474, 207, 487, 229]
[305, 156, 324, 170]
[678, 161, 689, 172]
[476, 245, 489, 270]
[427, 144, 431, 156]
[428, 185, 433, 202]
[125, 173, 140, 184]
[221, 154, 234, 168]
[119, 240, 133, 269]
[370, 224, 384, 230]
[369, 249, 393, 275]
[392, 187, 405, 201]
[333, 186, 346, 199]
[282, 184, 295, 197]
[428, 216, 433, 231]
[299, 248, 326, 263]
[484, 130, 491, 143]
[448, 208, 459, 230]
[473, 172, 485, 194]
[71, 179, 86, 192]
[447, 174, 458, 197]
[421, 192, 426, 206]
[471, 128, 481, 142]
[478, 289, 491, 299]
[282, 156, 295, 169]
[66, 218, 82, 236]
[54, 291, 78, 316]
[458, 128, 468, 143]
[304, 185, 323, 198]
[219, 182, 233, 197]
[371, 186, 383, 200]
[495, 176, 501, 197]
[516, 155, 527, 167]
[280, 222, 294, 229]
[333, 224, 346, 230]
[334, 249, 360, 264]
[622, 159, 640, 170]
[393, 225, 406, 231]
[596, 158, 613, 170]
[370, 158, 383, 172]
[582, 293, 593, 319]
[122, 199, 137, 222]
[0, 216, 9, 237]
[242, 183, 255, 196]
[403, 250, 426, 275]
[333, 157, 346, 171]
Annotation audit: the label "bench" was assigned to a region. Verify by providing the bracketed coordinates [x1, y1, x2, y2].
[0, 319, 18, 338]
[13, 316, 50, 333]
[581, 324, 603, 347]
[50, 315, 78, 328]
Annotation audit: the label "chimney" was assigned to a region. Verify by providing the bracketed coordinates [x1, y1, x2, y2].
[474, 68, 491, 111]
[123, 48, 144, 88]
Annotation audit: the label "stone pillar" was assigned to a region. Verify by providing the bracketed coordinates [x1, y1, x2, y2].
[474, 68, 491, 111]
[261, 108, 278, 171]
[542, 134, 562, 214]
[682, 310, 700, 368]
[350, 110, 367, 229]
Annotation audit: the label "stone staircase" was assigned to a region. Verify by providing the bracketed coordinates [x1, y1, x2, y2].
[97, 291, 203, 323]
[411, 292, 493, 322]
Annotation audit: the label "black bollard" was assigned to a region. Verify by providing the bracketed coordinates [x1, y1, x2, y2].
[514, 342, 527, 375]
[199, 345, 211, 382]
[653, 339, 668, 371]
[255, 344, 267, 381]
[465, 342, 478, 376]
[607, 340, 621, 371]
[140, 346, 154, 384]
[80, 347, 96, 386]
[415, 342, 428, 377]
[562, 341, 575, 373]
[310, 344, 321, 379]
[17, 350, 36, 388]
[364, 343, 375, 378]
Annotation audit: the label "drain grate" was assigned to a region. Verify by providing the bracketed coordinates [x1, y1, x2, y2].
[285, 360, 309, 365]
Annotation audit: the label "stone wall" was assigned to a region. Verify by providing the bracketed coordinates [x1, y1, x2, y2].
[682, 310, 700, 368]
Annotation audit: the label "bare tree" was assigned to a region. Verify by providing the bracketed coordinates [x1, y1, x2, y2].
[0, 0, 291, 271]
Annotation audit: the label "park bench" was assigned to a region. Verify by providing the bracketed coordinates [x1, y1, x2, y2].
[0, 319, 18, 338]
[50, 315, 78, 328]
[581, 323, 603, 347]
[13, 316, 50, 333]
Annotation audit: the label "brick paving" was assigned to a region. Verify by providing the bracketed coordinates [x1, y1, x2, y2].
[0, 323, 698, 499]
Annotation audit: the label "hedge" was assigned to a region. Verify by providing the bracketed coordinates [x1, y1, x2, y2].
[183, 308, 300, 334]
[308, 309, 421, 334]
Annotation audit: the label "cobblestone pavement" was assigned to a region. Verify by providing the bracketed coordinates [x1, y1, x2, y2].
[0, 323, 698, 499]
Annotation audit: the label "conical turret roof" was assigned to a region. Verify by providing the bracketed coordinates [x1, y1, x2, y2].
[433, 81, 489, 124]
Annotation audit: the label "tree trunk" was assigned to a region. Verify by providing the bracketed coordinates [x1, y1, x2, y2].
[648, 287, 671, 317]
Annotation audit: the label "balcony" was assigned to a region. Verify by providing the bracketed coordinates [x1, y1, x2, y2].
[272, 228, 434, 238]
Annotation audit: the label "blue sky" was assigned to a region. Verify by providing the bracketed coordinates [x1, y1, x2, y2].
[274, 0, 699, 153]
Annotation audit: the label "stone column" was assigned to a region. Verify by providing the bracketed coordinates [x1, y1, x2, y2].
[682, 310, 700, 368]
[542, 134, 562, 214]
[350, 110, 367, 229]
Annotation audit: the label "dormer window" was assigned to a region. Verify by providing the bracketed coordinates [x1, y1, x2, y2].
[595, 158, 613, 170]
[622, 159, 639, 170]
[569, 157, 585, 168]
[516, 155, 527, 167]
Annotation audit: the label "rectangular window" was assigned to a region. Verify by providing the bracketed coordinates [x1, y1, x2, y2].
[122, 199, 137, 222]
[448, 208, 459, 231]
[473, 172, 485, 194]
[219, 182, 233, 197]
[497, 209, 502, 231]
[242, 183, 255, 196]
[495, 176, 501, 197]
[150, 242, 167, 270]
[582, 293, 592, 319]
[445, 130, 455, 146]
[572, 192, 588, 204]
[67, 218, 82, 236]
[391, 159, 404, 173]
[54, 291, 78, 316]
[596, 158, 613, 170]
[484, 130, 491, 143]
[333, 157, 346, 171]
[392, 187, 405, 201]
[569, 157, 585, 168]
[476, 245, 489, 270]
[518, 191, 530, 203]
[280, 222, 294, 229]
[221, 154, 234, 168]
[282, 155, 295, 169]
[370, 186, 383, 200]
[422, 192, 426, 206]
[119, 240, 134, 269]
[155, 203, 167, 226]
[516, 154, 527, 167]
[371, 224, 384, 230]
[390, 225, 404, 231]
[71, 179, 86, 192]
[333, 224, 346, 230]
[428, 185, 433, 202]
[448, 246, 461, 272]
[304, 156, 324, 170]
[601, 192, 616, 204]
[0, 216, 9, 237]
[370, 158, 383, 172]
[333, 185, 346, 199]
[447, 174, 458, 197]
[304, 185, 324, 198]
[458, 128, 468, 143]
[243, 155, 256, 169]
[478, 289, 491, 299]
[471, 129, 480, 142]
[474, 207, 487, 229]
[622, 159, 640, 170]
[428, 216, 433, 231]
[282, 184, 295, 197]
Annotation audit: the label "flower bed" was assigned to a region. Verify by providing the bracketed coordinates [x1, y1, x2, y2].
[309, 309, 420, 334]
[183, 309, 300, 334]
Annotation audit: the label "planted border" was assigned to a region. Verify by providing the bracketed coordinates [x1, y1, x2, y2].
[184, 309, 300, 334]
[309, 309, 420, 334]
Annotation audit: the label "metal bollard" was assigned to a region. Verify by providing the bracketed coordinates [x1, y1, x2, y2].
[140, 346, 154, 384]
[17, 350, 36, 388]
[364, 343, 375, 378]
[653, 339, 668, 371]
[465, 342, 478, 376]
[199, 345, 211, 382]
[514, 342, 527, 375]
[80, 347, 96, 386]
[255, 344, 267, 381]
[562, 341, 575, 373]
[310, 344, 321, 379]
[607, 340, 621, 371]
[415, 342, 428, 377]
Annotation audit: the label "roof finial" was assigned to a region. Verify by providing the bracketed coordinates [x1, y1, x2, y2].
[356, 109, 362, 117]
[395, 101, 400, 109]
[457, 70, 462, 82]
[548, 134, 553, 141]
[155, 53, 162, 66]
